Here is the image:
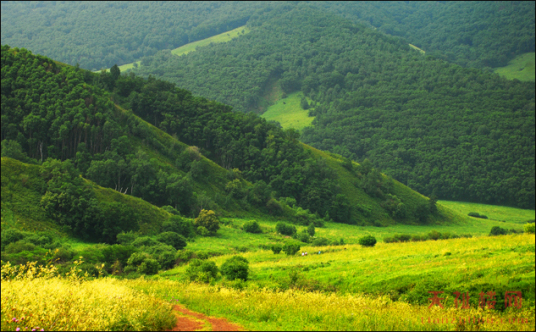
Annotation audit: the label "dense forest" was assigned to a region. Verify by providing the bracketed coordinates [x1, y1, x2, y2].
[0, 1, 265, 70]
[314, 1, 535, 69]
[3, 45, 444, 239]
[131, 4, 535, 209]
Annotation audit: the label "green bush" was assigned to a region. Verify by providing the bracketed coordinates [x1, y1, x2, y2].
[101, 244, 136, 266]
[276, 222, 297, 236]
[156, 232, 187, 250]
[271, 244, 283, 254]
[144, 243, 176, 269]
[410, 235, 423, 242]
[131, 236, 160, 247]
[196, 226, 210, 237]
[468, 212, 488, 219]
[243, 221, 262, 234]
[307, 224, 315, 237]
[393, 234, 411, 242]
[175, 249, 196, 265]
[221, 256, 249, 281]
[137, 258, 160, 275]
[524, 223, 535, 234]
[116, 231, 139, 245]
[185, 259, 219, 282]
[383, 236, 394, 243]
[161, 205, 181, 215]
[4, 240, 36, 254]
[297, 231, 310, 243]
[358, 235, 377, 247]
[194, 209, 220, 235]
[427, 230, 441, 240]
[283, 243, 301, 256]
[312, 237, 329, 246]
[162, 216, 195, 238]
[1, 229, 26, 251]
[490, 226, 508, 236]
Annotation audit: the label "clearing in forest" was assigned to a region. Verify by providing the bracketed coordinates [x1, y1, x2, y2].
[261, 91, 314, 131]
[494, 52, 535, 81]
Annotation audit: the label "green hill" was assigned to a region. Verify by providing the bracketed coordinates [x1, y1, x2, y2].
[130, 4, 535, 210]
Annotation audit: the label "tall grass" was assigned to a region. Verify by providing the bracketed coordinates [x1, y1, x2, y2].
[1, 261, 175, 331]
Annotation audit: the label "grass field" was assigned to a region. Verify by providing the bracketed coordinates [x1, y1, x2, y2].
[171, 26, 250, 56]
[261, 91, 315, 130]
[409, 44, 425, 54]
[97, 26, 250, 72]
[148, 233, 535, 331]
[439, 200, 535, 224]
[494, 52, 535, 81]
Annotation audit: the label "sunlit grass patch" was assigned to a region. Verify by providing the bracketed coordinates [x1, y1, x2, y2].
[494, 52, 535, 81]
[438, 200, 535, 224]
[171, 26, 250, 56]
[261, 91, 315, 131]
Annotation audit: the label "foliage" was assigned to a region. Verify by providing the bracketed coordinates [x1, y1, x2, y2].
[468, 212, 488, 219]
[276, 222, 297, 236]
[311, 237, 329, 247]
[185, 259, 219, 283]
[116, 231, 139, 245]
[358, 235, 377, 247]
[131, 237, 160, 248]
[220, 256, 249, 281]
[156, 232, 187, 250]
[489, 226, 508, 236]
[524, 223, 535, 234]
[296, 231, 310, 244]
[271, 244, 282, 254]
[282, 243, 301, 256]
[162, 216, 195, 239]
[307, 224, 315, 237]
[194, 210, 220, 235]
[243, 221, 262, 234]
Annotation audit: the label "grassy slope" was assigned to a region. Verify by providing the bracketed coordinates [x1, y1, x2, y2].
[1, 157, 171, 236]
[100, 26, 251, 73]
[261, 91, 315, 130]
[409, 43, 425, 54]
[494, 52, 535, 81]
[439, 200, 535, 224]
[158, 233, 535, 328]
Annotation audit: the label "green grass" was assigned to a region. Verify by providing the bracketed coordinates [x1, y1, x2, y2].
[261, 91, 315, 130]
[438, 200, 535, 224]
[97, 26, 250, 72]
[409, 44, 425, 54]
[171, 26, 250, 56]
[494, 52, 535, 81]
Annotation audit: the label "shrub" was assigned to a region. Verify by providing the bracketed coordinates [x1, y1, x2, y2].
[383, 236, 394, 243]
[131, 236, 160, 247]
[358, 235, 377, 247]
[221, 256, 249, 281]
[156, 232, 187, 250]
[1, 229, 26, 251]
[137, 258, 160, 275]
[194, 209, 220, 235]
[297, 232, 310, 243]
[427, 230, 441, 240]
[440, 232, 452, 239]
[283, 243, 301, 256]
[393, 234, 411, 242]
[101, 244, 136, 266]
[185, 259, 219, 282]
[276, 222, 296, 236]
[4, 240, 36, 254]
[307, 224, 315, 237]
[144, 243, 176, 269]
[162, 216, 195, 238]
[116, 231, 139, 245]
[243, 221, 262, 234]
[411, 235, 423, 242]
[490, 226, 507, 236]
[468, 212, 488, 219]
[524, 223, 535, 234]
[271, 244, 283, 254]
[312, 237, 329, 246]
[175, 249, 196, 265]
[196, 226, 210, 237]
[161, 205, 181, 215]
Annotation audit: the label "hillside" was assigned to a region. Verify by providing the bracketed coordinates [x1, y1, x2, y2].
[130, 4, 535, 209]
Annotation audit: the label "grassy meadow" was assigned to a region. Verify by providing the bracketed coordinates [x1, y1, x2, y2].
[439, 200, 535, 224]
[261, 91, 315, 131]
[494, 52, 535, 81]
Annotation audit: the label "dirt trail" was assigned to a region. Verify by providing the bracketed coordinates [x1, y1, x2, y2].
[169, 304, 244, 331]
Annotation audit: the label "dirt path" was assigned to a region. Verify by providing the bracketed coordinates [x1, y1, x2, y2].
[169, 304, 244, 331]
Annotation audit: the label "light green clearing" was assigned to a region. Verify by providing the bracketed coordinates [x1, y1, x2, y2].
[409, 43, 425, 54]
[261, 91, 314, 130]
[171, 26, 250, 56]
[438, 200, 535, 224]
[494, 52, 535, 81]
[97, 25, 250, 72]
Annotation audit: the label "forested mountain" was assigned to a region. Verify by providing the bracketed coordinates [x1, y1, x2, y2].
[313, 1, 535, 69]
[129, 4, 535, 209]
[0, 1, 266, 71]
[2, 45, 452, 241]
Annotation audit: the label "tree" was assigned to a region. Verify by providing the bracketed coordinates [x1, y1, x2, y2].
[110, 64, 121, 82]
[283, 243, 301, 256]
[194, 209, 220, 235]
[358, 235, 377, 247]
[428, 194, 438, 214]
[156, 232, 187, 250]
[307, 224, 315, 237]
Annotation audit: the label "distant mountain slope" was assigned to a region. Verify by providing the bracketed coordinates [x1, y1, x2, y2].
[0, 1, 265, 70]
[1, 45, 454, 229]
[314, 1, 535, 69]
[130, 4, 535, 209]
